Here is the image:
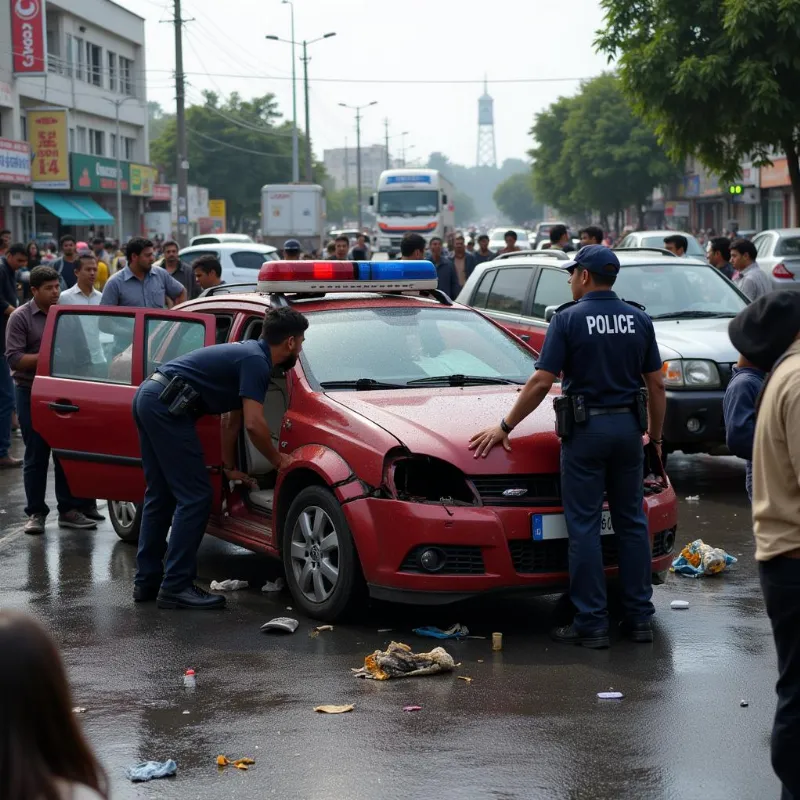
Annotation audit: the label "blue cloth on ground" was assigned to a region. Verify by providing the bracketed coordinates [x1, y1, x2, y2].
[413, 624, 468, 639]
[126, 759, 178, 782]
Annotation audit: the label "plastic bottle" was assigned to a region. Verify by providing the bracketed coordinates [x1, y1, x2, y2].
[183, 668, 196, 690]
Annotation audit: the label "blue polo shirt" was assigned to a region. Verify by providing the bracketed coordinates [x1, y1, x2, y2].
[536, 290, 662, 406]
[159, 339, 273, 415]
[100, 265, 184, 308]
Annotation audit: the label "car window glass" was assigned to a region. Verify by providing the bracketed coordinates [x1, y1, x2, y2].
[213, 314, 233, 344]
[145, 318, 206, 374]
[776, 236, 800, 257]
[484, 268, 531, 316]
[471, 270, 497, 308]
[753, 235, 770, 258]
[231, 251, 271, 270]
[180, 249, 218, 266]
[52, 312, 135, 384]
[532, 268, 572, 319]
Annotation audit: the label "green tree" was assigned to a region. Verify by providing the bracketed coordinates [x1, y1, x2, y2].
[148, 101, 172, 143]
[530, 74, 678, 227]
[325, 187, 359, 225]
[453, 190, 477, 226]
[492, 173, 542, 225]
[596, 0, 800, 220]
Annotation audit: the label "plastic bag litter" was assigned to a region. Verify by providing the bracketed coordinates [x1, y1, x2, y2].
[210, 579, 249, 591]
[315, 704, 354, 714]
[260, 617, 299, 633]
[671, 539, 737, 577]
[126, 760, 177, 782]
[352, 641, 455, 680]
[217, 755, 255, 770]
[413, 623, 469, 639]
[261, 578, 285, 593]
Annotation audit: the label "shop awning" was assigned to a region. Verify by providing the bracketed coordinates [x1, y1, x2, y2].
[34, 193, 115, 226]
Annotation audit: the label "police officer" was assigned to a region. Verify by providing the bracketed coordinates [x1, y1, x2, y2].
[132, 306, 309, 610]
[469, 245, 666, 648]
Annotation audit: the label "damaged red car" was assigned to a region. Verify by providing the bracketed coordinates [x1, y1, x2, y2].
[31, 260, 678, 621]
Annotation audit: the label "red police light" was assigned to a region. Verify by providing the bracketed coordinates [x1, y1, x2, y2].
[260, 261, 356, 282]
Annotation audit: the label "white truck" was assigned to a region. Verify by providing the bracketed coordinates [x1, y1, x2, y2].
[371, 169, 455, 257]
[261, 184, 325, 254]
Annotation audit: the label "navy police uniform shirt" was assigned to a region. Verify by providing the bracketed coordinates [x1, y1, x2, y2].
[160, 340, 273, 415]
[536, 290, 662, 406]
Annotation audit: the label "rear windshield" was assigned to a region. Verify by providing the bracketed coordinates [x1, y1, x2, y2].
[640, 235, 704, 256]
[776, 236, 800, 257]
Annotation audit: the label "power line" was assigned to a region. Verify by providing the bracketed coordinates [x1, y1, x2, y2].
[188, 127, 293, 157]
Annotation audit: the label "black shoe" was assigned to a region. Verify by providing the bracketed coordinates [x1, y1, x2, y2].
[620, 619, 654, 643]
[551, 623, 610, 649]
[157, 584, 226, 610]
[82, 505, 106, 522]
[133, 584, 161, 602]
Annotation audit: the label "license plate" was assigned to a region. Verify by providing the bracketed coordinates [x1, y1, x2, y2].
[532, 511, 614, 540]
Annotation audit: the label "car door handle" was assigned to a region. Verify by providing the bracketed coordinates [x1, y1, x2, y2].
[520, 334, 530, 342]
[49, 401, 80, 413]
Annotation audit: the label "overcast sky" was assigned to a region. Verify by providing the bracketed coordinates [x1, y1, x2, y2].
[122, 0, 611, 167]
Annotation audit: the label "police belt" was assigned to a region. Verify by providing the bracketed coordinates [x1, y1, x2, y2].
[148, 371, 174, 391]
[148, 371, 205, 418]
[587, 406, 633, 416]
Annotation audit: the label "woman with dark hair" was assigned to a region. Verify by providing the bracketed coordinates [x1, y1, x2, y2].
[0, 611, 108, 800]
[26, 241, 41, 268]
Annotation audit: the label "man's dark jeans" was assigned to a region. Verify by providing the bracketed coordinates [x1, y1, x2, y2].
[760, 556, 800, 800]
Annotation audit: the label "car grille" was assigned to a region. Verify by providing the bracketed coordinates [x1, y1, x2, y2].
[400, 545, 485, 575]
[509, 529, 675, 574]
[717, 362, 735, 389]
[470, 474, 562, 507]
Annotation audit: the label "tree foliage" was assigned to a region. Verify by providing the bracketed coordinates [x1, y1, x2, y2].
[596, 0, 800, 219]
[325, 187, 359, 225]
[493, 173, 543, 226]
[530, 74, 678, 224]
[150, 91, 324, 231]
[454, 190, 477, 226]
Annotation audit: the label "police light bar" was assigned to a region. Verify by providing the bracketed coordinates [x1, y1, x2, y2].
[257, 260, 438, 293]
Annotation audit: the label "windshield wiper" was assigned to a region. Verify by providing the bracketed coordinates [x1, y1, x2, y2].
[650, 310, 737, 320]
[320, 378, 406, 391]
[406, 374, 522, 387]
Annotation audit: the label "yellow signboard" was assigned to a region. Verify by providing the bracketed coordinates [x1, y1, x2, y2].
[28, 108, 69, 189]
[208, 199, 226, 219]
[129, 164, 157, 196]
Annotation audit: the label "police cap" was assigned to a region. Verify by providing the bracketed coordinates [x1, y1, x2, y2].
[283, 238, 301, 251]
[562, 244, 620, 277]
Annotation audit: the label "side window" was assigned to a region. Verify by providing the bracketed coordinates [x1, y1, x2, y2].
[230, 251, 268, 270]
[531, 268, 572, 320]
[214, 314, 233, 344]
[52, 312, 135, 384]
[181, 249, 219, 266]
[754, 234, 773, 258]
[145, 318, 207, 374]
[618, 235, 632, 248]
[471, 270, 497, 308]
[484, 268, 532, 316]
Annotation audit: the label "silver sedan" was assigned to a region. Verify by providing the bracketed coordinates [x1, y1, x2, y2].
[751, 228, 800, 289]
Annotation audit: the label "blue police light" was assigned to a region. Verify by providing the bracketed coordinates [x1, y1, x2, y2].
[257, 260, 438, 294]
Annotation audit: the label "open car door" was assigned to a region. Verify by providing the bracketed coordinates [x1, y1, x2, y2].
[32, 306, 221, 506]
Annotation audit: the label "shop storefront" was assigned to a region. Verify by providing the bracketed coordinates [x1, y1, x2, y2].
[759, 158, 796, 229]
[0, 137, 33, 240]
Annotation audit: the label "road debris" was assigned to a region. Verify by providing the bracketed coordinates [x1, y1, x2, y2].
[261, 578, 285, 593]
[314, 704, 354, 714]
[741, 700, 749, 708]
[310, 625, 334, 638]
[126, 759, 178, 782]
[261, 617, 299, 634]
[352, 641, 456, 680]
[73, 706, 87, 713]
[183, 669, 196, 689]
[182, 710, 190, 715]
[378, 628, 393, 633]
[403, 705, 423, 712]
[671, 539, 737, 577]
[597, 692, 624, 700]
[413, 623, 469, 640]
[670, 600, 690, 609]
[685, 495, 700, 502]
[492, 632, 503, 651]
[458, 676, 473, 684]
[217, 755, 256, 770]
[210, 579, 249, 591]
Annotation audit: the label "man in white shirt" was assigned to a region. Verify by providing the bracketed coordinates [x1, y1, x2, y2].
[59, 253, 107, 375]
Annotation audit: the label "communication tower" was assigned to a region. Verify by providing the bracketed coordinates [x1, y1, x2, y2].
[476, 76, 497, 168]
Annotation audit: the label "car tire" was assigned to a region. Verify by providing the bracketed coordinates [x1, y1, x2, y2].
[282, 486, 365, 622]
[109, 501, 142, 544]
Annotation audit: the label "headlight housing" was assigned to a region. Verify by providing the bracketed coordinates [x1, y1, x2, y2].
[662, 359, 721, 388]
[383, 451, 476, 505]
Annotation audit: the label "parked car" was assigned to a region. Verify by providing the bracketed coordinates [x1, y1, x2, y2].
[457, 251, 749, 461]
[616, 230, 706, 261]
[751, 228, 800, 288]
[31, 260, 677, 620]
[533, 221, 569, 247]
[179, 243, 279, 285]
[189, 233, 254, 246]
[488, 227, 531, 253]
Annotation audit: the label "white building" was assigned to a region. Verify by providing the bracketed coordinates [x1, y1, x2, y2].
[324, 144, 388, 192]
[0, 0, 153, 242]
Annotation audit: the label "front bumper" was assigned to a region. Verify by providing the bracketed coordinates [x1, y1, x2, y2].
[341, 486, 677, 603]
[663, 389, 727, 453]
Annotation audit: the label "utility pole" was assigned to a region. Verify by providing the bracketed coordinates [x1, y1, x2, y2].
[344, 137, 349, 188]
[302, 41, 312, 182]
[283, 0, 298, 183]
[173, 0, 189, 247]
[339, 101, 377, 230]
[104, 96, 136, 241]
[384, 118, 390, 170]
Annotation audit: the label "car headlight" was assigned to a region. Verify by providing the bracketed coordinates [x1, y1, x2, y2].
[662, 359, 721, 388]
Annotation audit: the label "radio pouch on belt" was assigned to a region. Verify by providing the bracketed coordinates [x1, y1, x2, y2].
[157, 375, 184, 405]
[553, 395, 574, 440]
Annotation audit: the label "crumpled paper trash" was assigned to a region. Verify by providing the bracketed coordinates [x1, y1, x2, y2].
[413, 623, 469, 639]
[217, 755, 255, 770]
[126, 759, 177, 782]
[352, 641, 455, 680]
[671, 539, 737, 578]
[261, 577, 285, 593]
[210, 579, 249, 591]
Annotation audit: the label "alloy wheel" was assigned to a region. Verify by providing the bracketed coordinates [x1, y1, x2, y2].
[289, 505, 340, 603]
[110, 501, 138, 531]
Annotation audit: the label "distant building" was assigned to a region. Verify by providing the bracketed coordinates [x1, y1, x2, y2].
[324, 144, 388, 191]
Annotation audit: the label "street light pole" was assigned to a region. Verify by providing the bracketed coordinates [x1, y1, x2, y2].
[302, 40, 311, 182]
[105, 96, 136, 241]
[281, 0, 298, 183]
[339, 101, 377, 229]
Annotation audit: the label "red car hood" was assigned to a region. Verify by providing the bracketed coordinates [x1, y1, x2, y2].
[328, 386, 561, 475]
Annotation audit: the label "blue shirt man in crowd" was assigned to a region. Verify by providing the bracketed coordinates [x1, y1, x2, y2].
[131, 306, 308, 610]
[469, 245, 666, 648]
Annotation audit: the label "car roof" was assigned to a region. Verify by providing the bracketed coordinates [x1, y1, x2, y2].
[629, 230, 696, 238]
[473, 251, 704, 270]
[761, 228, 800, 236]
[180, 243, 278, 253]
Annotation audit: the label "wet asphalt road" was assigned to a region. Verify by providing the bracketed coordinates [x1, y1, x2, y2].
[0, 435, 780, 800]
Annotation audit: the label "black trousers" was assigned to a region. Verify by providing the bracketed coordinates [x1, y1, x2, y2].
[760, 556, 800, 800]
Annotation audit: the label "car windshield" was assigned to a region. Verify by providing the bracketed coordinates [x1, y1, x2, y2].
[301, 306, 536, 388]
[776, 236, 800, 257]
[613, 264, 748, 319]
[490, 231, 529, 245]
[377, 190, 439, 215]
[640, 235, 704, 256]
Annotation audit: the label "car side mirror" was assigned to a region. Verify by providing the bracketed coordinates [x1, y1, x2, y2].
[545, 305, 558, 322]
[442, 194, 448, 205]
[369, 195, 374, 206]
